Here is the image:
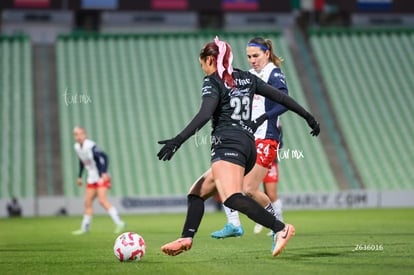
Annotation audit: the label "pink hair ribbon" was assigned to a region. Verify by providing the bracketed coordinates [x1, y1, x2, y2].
[214, 36, 233, 78]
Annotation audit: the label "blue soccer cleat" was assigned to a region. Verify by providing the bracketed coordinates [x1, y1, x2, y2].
[211, 223, 244, 239]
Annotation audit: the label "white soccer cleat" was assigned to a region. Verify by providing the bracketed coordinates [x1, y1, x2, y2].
[253, 223, 263, 234]
[71, 229, 88, 235]
[114, 222, 126, 234]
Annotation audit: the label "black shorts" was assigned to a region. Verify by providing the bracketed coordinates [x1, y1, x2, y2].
[210, 129, 256, 175]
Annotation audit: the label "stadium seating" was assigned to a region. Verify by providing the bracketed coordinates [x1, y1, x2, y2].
[310, 28, 414, 190]
[56, 32, 338, 198]
[0, 35, 35, 200]
[57, 33, 209, 197]
[8, 29, 411, 200]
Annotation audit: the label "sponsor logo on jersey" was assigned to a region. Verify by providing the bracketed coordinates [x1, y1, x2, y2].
[224, 152, 239, 157]
[228, 87, 250, 97]
[234, 78, 251, 86]
[239, 121, 254, 134]
[202, 86, 213, 96]
[274, 72, 286, 84]
[274, 72, 284, 79]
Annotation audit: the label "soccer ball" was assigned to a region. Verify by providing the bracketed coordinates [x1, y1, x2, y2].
[113, 232, 146, 262]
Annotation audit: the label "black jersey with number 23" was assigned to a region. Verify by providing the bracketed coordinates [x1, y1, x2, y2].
[201, 69, 266, 137]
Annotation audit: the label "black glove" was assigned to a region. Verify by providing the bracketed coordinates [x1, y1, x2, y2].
[305, 113, 320, 136]
[251, 114, 267, 133]
[157, 135, 185, 161]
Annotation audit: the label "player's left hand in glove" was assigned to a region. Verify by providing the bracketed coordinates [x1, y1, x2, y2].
[157, 135, 185, 161]
[305, 114, 320, 136]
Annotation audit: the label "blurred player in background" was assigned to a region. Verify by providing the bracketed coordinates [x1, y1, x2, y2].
[71, 126, 126, 235]
[211, 37, 286, 238]
[6, 197, 22, 217]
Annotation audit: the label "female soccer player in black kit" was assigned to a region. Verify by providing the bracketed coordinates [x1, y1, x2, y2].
[157, 37, 320, 257]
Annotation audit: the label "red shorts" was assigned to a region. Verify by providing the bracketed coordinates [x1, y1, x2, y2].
[263, 162, 279, 183]
[255, 139, 279, 169]
[87, 179, 111, 189]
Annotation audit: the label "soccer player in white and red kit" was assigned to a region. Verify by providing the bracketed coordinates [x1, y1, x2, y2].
[211, 37, 287, 238]
[72, 127, 125, 235]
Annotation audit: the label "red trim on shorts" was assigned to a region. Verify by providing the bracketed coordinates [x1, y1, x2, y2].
[255, 139, 279, 169]
[86, 179, 111, 189]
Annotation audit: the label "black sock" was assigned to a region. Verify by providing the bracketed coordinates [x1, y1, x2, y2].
[181, 194, 205, 238]
[265, 203, 276, 216]
[224, 193, 285, 233]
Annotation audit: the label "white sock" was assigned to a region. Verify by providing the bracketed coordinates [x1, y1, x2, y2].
[272, 199, 283, 222]
[108, 207, 123, 225]
[223, 205, 241, 227]
[81, 215, 92, 231]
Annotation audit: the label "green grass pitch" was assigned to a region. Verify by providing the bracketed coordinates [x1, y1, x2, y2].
[1, 208, 413, 275]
